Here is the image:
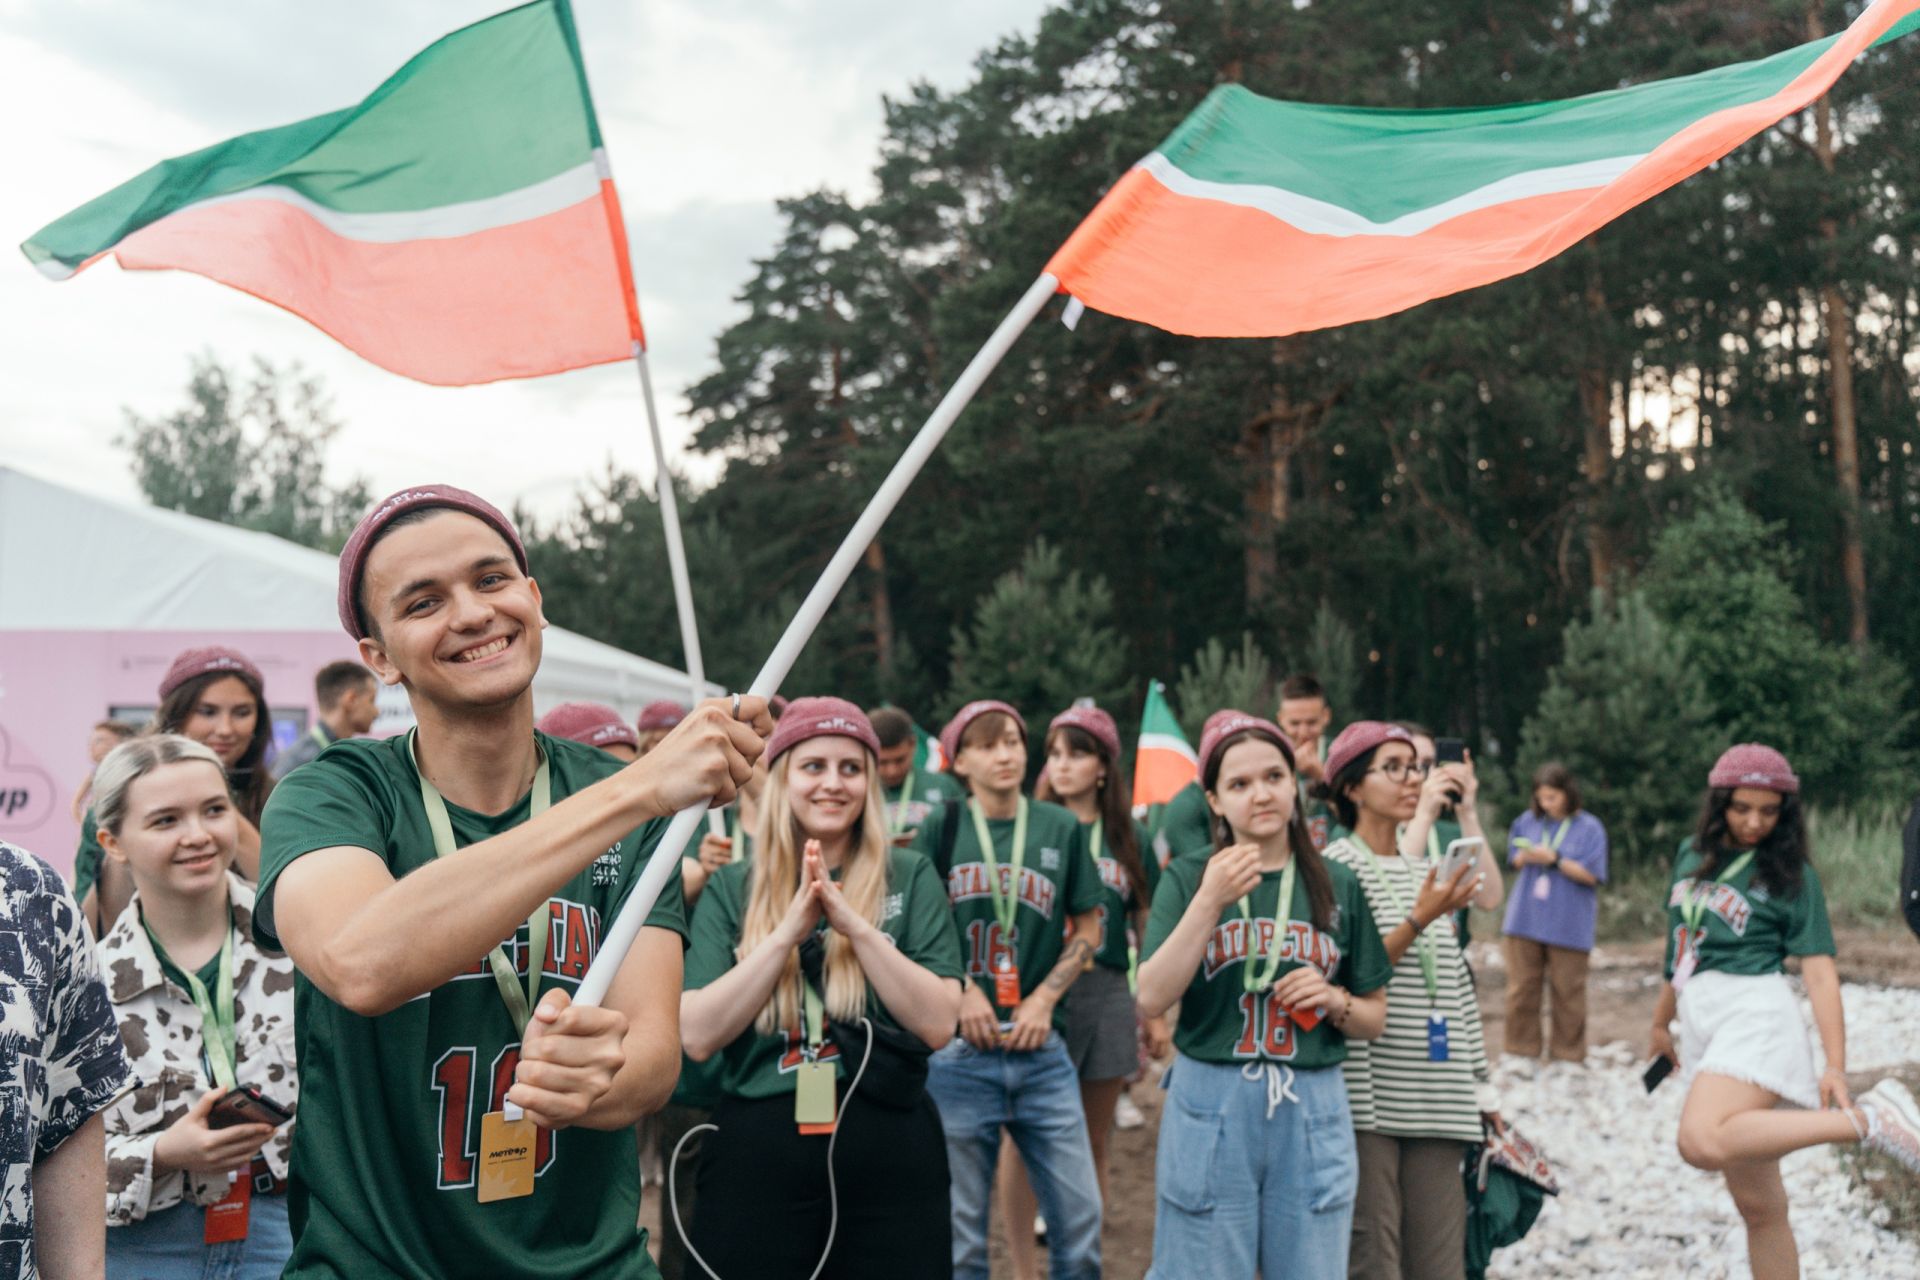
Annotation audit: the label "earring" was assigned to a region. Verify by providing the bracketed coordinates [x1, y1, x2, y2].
[1097, 775, 1107, 788]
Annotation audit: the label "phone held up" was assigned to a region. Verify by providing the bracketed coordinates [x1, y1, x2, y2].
[1435, 737, 1467, 803]
[208, 1086, 295, 1130]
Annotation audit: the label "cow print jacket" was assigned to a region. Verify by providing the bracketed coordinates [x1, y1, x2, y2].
[98, 873, 297, 1224]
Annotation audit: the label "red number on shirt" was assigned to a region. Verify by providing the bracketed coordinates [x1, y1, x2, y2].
[1232, 991, 1298, 1061]
[431, 1045, 557, 1190]
[964, 919, 1014, 977]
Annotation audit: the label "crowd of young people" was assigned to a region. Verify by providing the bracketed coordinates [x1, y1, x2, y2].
[4, 479, 1918, 1280]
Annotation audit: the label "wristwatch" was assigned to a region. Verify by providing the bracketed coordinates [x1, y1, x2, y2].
[1551, 855, 1565, 874]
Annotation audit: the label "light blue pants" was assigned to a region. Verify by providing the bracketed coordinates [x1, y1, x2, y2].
[106, 1192, 292, 1280]
[927, 1033, 1102, 1280]
[1148, 1054, 1358, 1280]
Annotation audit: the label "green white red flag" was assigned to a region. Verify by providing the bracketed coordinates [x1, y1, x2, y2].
[19, 0, 642, 386]
[1132, 680, 1197, 810]
[1048, 0, 1920, 337]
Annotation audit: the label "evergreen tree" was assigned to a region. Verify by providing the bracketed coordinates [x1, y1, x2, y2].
[1174, 634, 1274, 738]
[1517, 592, 1722, 868]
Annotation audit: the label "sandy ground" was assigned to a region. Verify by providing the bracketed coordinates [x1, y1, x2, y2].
[644, 927, 1920, 1279]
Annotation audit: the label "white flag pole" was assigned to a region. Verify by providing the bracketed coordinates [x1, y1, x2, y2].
[631, 340, 729, 839]
[575, 270, 1062, 1007]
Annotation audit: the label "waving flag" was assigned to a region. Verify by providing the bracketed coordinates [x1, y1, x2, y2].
[1048, 0, 1920, 337]
[20, 0, 640, 386]
[1132, 680, 1197, 810]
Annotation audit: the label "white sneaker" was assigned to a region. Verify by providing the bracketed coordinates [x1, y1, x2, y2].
[1859, 1078, 1920, 1173]
[1115, 1092, 1146, 1130]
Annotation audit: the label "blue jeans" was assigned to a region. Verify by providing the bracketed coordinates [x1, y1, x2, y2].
[1148, 1054, 1357, 1280]
[927, 1033, 1102, 1280]
[107, 1193, 292, 1280]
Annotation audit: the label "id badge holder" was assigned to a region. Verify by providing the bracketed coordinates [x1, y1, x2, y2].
[994, 957, 1022, 1009]
[204, 1171, 252, 1243]
[1532, 871, 1552, 901]
[796, 1059, 838, 1135]
[1426, 1012, 1450, 1063]
[1671, 941, 1698, 994]
[477, 1110, 538, 1203]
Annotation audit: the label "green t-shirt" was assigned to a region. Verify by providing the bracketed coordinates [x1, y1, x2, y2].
[73, 810, 103, 902]
[683, 848, 962, 1099]
[1152, 781, 1214, 865]
[1088, 817, 1159, 972]
[1662, 839, 1835, 980]
[253, 732, 687, 1280]
[1142, 854, 1392, 1069]
[881, 770, 969, 838]
[911, 797, 1102, 1027]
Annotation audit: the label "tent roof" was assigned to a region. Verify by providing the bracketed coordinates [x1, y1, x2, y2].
[0, 467, 710, 709]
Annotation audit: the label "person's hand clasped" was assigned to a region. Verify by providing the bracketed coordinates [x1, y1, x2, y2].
[1201, 843, 1263, 910]
[1003, 990, 1055, 1052]
[957, 984, 1001, 1050]
[804, 841, 869, 940]
[152, 1087, 276, 1177]
[1272, 965, 1335, 1016]
[510, 989, 629, 1130]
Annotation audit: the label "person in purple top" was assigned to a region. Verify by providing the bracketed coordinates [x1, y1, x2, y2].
[1500, 763, 1607, 1066]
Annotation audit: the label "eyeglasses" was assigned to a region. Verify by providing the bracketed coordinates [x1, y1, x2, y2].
[1366, 760, 1433, 782]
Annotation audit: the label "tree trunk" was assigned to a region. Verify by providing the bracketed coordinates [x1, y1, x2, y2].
[828, 313, 899, 681]
[1240, 414, 1279, 613]
[1578, 265, 1617, 599]
[1809, 30, 1870, 650]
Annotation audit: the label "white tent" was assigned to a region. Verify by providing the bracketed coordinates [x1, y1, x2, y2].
[0, 466, 708, 874]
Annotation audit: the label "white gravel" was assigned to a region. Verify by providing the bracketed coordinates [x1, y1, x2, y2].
[1484, 983, 1920, 1279]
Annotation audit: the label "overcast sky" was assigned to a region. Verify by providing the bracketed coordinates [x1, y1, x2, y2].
[0, 0, 1052, 522]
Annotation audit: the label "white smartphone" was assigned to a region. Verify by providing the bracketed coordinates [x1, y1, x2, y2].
[1438, 836, 1486, 883]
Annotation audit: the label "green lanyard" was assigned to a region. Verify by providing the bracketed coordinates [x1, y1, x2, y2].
[969, 796, 1029, 940]
[149, 922, 237, 1089]
[802, 978, 825, 1061]
[308, 723, 331, 751]
[1365, 851, 1439, 1005]
[1517, 819, 1572, 857]
[1237, 856, 1296, 994]
[890, 769, 917, 836]
[1089, 817, 1104, 867]
[1681, 851, 1755, 933]
[411, 731, 552, 1036]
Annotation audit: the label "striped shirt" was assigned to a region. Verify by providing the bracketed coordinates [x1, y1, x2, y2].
[1326, 836, 1490, 1143]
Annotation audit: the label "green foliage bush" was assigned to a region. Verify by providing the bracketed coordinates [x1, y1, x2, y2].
[1173, 634, 1273, 739]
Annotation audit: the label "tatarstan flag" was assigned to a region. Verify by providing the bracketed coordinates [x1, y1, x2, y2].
[20, 0, 641, 386]
[1048, 0, 1920, 337]
[1132, 680, 1197, 810]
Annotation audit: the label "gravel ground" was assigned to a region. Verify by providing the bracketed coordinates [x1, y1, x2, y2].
[1485, 981, 1920, 1280]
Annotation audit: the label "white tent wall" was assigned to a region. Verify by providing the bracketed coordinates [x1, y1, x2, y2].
[0, 467, 713, 881]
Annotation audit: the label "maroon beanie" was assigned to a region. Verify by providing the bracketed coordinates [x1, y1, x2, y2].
[1709, 743, 1800, 795]
[637, 700, 685, 733]
[158, 646, 264, 701]
[940, 700, 1027, 769]
[1049, 705, 1120, 763]
[336, 485, 528, 640]
[1197, 709, 1293, 783]
[1323, 720, 1415, 783]
[765, 697, 881, 764]
[536, 702, 640, 751]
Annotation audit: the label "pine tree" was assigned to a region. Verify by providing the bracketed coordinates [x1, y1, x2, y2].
[1174, 634, 1273, 739]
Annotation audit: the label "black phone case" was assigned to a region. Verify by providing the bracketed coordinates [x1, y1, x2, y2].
[1642, 1056, 1675, 1093]
[209, 1087, 295, 1128]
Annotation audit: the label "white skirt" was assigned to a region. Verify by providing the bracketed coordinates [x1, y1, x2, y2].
[1676, 970, 1819, 1108]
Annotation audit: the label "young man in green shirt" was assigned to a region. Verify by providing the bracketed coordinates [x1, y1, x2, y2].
[253, 485, 772, 1279]
[870, 705, 967, 842]
[912, 700, 1104, 1280]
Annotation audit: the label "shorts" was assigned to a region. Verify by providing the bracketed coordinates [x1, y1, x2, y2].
[1677, 969, 1819, 1108]
[1064, 962, 1140, 1082]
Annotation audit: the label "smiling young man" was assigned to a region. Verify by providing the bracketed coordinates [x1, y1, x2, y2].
[912, 700, 1105, 1280]
[252, 486, 771, 1279]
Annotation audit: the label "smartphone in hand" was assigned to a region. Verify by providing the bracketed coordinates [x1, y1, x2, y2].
[1439, 836, 1486, 883]
[208, 1085, 295, 1129]
[1642, 1056, 1675, 1093]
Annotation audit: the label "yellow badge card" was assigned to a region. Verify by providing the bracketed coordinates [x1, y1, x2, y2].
[477, 1111, 538, 1203]
[795, 1060, 837, 1133]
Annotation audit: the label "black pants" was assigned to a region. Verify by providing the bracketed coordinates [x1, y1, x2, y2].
[688, 1090, 952, 1279]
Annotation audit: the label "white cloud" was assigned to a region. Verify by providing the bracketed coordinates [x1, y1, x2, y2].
[0, 0, 1050, 517]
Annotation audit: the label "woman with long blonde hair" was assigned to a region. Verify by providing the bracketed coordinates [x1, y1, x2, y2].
[680, 698, 964, 1279]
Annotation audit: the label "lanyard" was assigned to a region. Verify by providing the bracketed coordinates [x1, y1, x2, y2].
[1680, 851, 1755, 933]
[802, 977, 825, 1061]
[411, 730, 552, 1036]
[1517, 819, 1572, 856]
[890, 769, 916, 835]
[969, 796, 1029, 939]
[308, 723, 331, 750]
[149, 923, 237, 1089]
[1363, 851, 1440, 1005]
[1237, 856, 1296, 994]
